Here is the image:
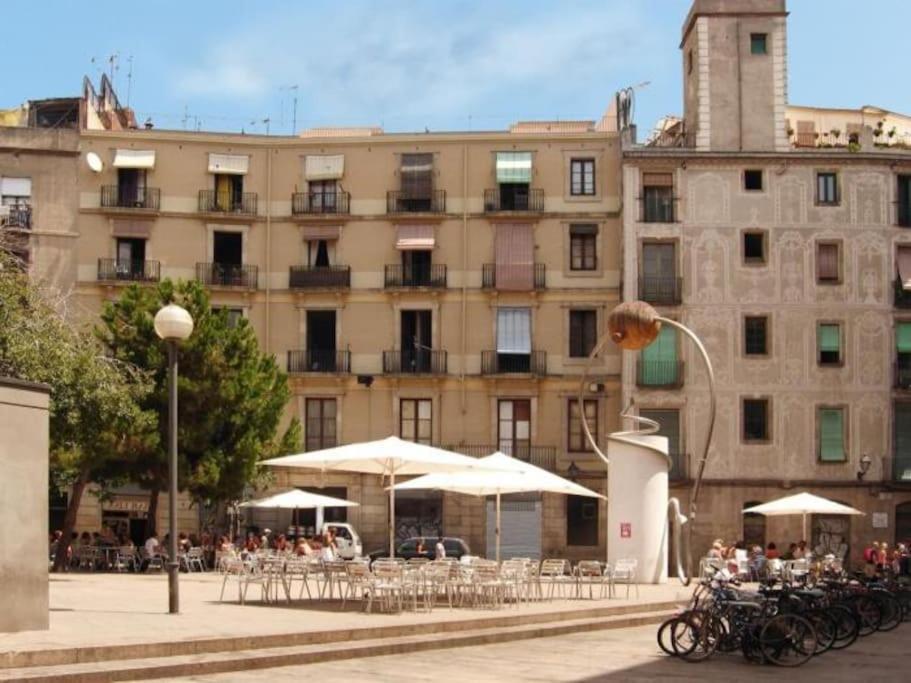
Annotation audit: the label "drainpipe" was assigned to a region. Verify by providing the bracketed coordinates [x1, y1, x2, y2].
[737, 21, 744, 151]
[265, 147, 273, 353]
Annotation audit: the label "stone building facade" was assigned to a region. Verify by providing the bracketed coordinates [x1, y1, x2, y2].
[622, 0, 911, 567]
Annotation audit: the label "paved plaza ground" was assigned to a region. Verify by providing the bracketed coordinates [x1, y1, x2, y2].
[0, 572, 685, 655]
[163, 623, 911, 682]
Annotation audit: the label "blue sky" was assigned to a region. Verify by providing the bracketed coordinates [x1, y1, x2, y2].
[3, 1, 908, 135]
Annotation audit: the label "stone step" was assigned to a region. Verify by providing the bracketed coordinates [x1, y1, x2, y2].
[0, 609, 676, 682]
[1, 599, 678, 670]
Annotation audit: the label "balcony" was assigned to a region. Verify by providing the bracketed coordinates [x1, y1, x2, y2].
[482, 263, 545, 290]
[291, 191, 350, 215]
[636, 360, 684, 388]
[384, 264, 447, 289]
[287, 349, 350, 374]
[97, 258, 160, 283]
[481, 350, 547, 376]
[446, 443, 557, 472]
[483, 188, 544, 213]
[195, 263, 258, 289]
[386, 190, 446, 214]
[198, 190, 258, 216]
[895, 277, 911, 308]
[639, 276, 683, 305]
[383, 349, 447, 375]
[1, 205, 32, 230]
[895, 362, 911, 390]
[289, 265, 350, 289]
[100, 185, 160, 211]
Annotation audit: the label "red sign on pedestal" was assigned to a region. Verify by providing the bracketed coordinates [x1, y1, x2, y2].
[620, 522, 632, 538]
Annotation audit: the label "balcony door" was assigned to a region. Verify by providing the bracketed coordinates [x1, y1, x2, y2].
[308, 239, 331, 267]
[117, 168, 146, 206]
[401, 310, 432, 372]
[214, 173, 243, 211]
[496, 308, 532, 372]
[641, 242, 677, 302]
[498, 399, 531, 460]
[116, 238, 146, 278]
[213, 231, 242, 267]
[639, 325, 679, 386]
[402, 249, 432, 286]
[306, 310, 337, 371]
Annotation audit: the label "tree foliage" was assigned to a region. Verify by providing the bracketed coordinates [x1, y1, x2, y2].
[97, 279, 300, 510]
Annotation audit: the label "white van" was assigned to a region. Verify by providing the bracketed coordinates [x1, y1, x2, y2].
[322, 523, 363, 559]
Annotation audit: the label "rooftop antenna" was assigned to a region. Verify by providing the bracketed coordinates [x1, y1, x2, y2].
[108, 53, 120, 87]
[263, 117, 271, 135]
[125, 55, 134, 108]
[182, 104, 190, 130]
[290, 85, 298, 134]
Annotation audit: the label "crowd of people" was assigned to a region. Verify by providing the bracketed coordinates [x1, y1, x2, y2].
[862, 541, 910, 577]
[216, 528, 342, 562]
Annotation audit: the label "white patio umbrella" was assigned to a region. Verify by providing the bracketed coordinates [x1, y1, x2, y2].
[261, 436, 500, 557]
[392, 451, 605, 562]
[237, 489, 359, 509]
[742, 492, 864, 543]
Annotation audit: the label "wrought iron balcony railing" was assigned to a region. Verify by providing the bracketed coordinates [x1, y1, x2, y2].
[481, 350, 547, 376]
[291, 191, 350, 215]
[287, 349, 350, 374]
[445, 443, 557, 472]
[100, 185, 160, 211]
[195, 263, 258, 288]
[97, 258, 160, 283]
[2, 205, 31, 230]
[483, 187, 544, 212]
[639, 276, 683, 305]
[289, 265, 350, 289]
[382, 349, 447, 375]
[636, 360, 684, 388]
[386, 190, 446, 214]
[384, 264, 447, 288]
[481, 263, 545, 290]
[198, 190, 258, 215]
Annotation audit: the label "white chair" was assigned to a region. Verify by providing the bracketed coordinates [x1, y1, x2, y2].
[611, 558, 639, 598]
[539, 559, 573, 599]
[576, 560, 607, 600]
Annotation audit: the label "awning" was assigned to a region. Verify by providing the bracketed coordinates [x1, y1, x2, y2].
[495, 223, 534, 291]
[0, 177, 31, 197]
[898, 247, 911, 290]
[208, 153, 249, 175]
[301, 225, 341, 241]
[497, 308, 532, 354]
[396, 225, 435, 250]
[112, 219, 152, 239]
[112, 149, 156, 169]
[496, 152, 532, 184]
[305, 155, 344, 181]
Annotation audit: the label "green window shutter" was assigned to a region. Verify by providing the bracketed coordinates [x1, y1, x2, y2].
[897, 322, 911, 353]
[641, 325, 678, 384]
[819, 409, 845, 462]
[818, 324, 840, 352]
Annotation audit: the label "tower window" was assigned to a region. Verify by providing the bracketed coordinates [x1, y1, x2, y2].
[750, 33, 768, 55]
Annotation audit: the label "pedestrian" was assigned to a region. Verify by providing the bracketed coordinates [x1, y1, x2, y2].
[863, 541, 878, 577]
[435, 535, 446, 560]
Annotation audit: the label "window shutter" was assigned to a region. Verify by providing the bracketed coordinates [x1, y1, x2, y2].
[818, 324, 841, 352]
[400, 153, 433, 198]
[495, 223, 534, 290]
[817, 244, 839, 280]
[819, 409, 845, 461]
[641, 325, 677, 384]
[570, 311, 583, 357]
[897, 322, 911, 353]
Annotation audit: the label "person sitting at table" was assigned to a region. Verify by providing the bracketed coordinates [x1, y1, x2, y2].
[765, 542, 780, 559]
[793, 540, 808, 560]
[244, 534, 260, 554]
[295, 537, 314, 557]
[707, 540, 724, 560]
[273, 533, 289, 553]
[320, 531, 336, 561]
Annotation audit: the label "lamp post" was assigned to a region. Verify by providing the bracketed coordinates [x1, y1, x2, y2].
[857, 453, 873, 481]
[579, 301, 716, 585]
[153, 303, 194, 614]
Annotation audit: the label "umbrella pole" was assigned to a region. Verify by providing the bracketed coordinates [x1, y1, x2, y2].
[496, 492, 501, 564]
[389, 471, 396, 558]
[803, 512, 808, 545]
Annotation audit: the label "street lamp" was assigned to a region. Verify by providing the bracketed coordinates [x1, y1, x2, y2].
[857, 453, 873, 481]
[579, 301, 717, 585]
[153, 303, 194, 614]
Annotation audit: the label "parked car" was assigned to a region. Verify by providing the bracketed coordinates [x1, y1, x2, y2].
[367, 536, 470, 563]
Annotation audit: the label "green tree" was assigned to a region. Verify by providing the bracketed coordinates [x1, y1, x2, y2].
[0, 254, 154, 571]
[97, 279, 299, 531]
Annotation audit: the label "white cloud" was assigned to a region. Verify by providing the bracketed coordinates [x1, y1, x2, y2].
[170, 2, 660, 128]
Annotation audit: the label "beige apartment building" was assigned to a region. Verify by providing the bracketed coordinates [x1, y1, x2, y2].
[623, 0, 911, 566]
[52, 111, 622, 558]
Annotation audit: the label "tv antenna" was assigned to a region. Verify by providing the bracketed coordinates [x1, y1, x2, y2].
[125, 56, 134, 107]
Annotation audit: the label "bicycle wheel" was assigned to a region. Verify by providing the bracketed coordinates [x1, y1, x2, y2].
[758, 614, 817, 667]
[851, 595, 881, 636]
[872, 592, 902, 632]
[676, 612, 720, 663]
[827, 605, 859, 651]
[740, 622, 765, 664]
[803, 609, 836, 655]
[658, 616, 690, 656]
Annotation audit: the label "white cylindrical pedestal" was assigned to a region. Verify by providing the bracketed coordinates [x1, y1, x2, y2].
[607, 433, 669, 584]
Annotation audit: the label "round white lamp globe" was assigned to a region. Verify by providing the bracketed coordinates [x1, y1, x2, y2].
[154, 304, 194, 341]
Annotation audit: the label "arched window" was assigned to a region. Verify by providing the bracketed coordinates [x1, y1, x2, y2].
[743, 501, 766, 549]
